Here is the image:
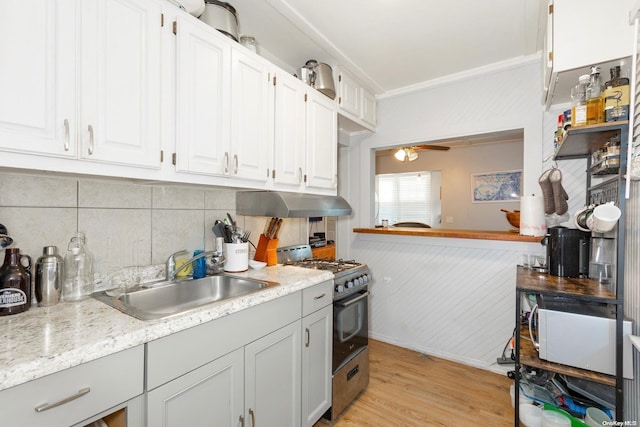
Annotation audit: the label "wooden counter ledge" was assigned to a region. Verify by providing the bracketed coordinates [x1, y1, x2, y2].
[353, 227, 542, 243]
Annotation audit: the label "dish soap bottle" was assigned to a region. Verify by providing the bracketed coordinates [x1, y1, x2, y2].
[62, 232, 94, 302]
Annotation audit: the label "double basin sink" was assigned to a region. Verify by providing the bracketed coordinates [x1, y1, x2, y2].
[93, 274, 279, 321]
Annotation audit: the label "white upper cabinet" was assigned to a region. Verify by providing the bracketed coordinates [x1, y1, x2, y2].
[273, 72, 307, 188]
[230, 48, 273, 182]
[0, 0, 162, 168]
[0, 0, 76, 158]
[335, 67, 376, 129]
[543, 0, 635, 107]
[174, 13, 231, 176]
[305, 90, 338, 191]
[79, 0, 162, 168]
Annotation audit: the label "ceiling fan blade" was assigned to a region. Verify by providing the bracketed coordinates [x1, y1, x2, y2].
[412, 144, 450, 151]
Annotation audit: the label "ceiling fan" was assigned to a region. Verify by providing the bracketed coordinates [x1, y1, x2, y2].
[386, 144, 450, 162]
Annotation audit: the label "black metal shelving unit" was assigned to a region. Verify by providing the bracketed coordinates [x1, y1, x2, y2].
[514, 121, 628, 424]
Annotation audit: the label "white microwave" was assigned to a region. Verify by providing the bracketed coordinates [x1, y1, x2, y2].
[535, 308, 633, 379]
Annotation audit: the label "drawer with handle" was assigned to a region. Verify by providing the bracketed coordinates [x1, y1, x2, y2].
[0, 345, 144, 427]
[302, 280, 333, 316]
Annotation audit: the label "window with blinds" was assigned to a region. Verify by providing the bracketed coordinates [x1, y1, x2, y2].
[375, 172, 434, 225]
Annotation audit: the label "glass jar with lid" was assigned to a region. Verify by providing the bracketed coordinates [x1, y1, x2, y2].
[62, 232, 95, 302]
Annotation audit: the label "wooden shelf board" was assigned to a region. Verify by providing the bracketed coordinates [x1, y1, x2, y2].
[519, 327, 616, 387]
[516, 266, 617, 301]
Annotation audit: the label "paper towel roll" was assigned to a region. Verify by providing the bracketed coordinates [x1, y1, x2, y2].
[519, 195, 546, 236]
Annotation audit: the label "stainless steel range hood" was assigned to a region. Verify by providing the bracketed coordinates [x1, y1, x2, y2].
[236, 191, 352, 218]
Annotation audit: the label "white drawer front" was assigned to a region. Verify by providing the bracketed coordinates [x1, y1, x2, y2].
[302, 280, 333, 317]
[0, 345, 144, 427]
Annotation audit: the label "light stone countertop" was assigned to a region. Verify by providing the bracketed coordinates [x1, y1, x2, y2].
[0, 266, 333, 392]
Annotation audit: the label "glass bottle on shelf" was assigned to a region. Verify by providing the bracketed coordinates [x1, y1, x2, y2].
[571, 74, 590, 127]
[586, 66, 603, 125]
[62, 232, 95, 302]
[603, 65, 630, 122]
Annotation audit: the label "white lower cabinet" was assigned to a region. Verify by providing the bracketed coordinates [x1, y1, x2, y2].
[301, 305, 332, 426]
[245, 321, 302, 427]
[147, 348, 244, 427]
[144, 283, 333, 427]
[0, 345, 144, 427]
[301, 281, 333, 427]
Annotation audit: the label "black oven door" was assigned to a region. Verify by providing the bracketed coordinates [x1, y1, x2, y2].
[333, 287, 369, 372]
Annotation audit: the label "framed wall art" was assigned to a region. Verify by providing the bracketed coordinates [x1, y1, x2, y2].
[471, 170, 522, 203]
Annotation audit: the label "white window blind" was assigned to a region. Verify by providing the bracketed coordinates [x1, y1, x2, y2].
[376, 172, 432, 224]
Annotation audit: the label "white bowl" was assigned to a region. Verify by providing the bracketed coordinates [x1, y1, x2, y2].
[249, 260, 267, 270]
[520, 403, 543, 427]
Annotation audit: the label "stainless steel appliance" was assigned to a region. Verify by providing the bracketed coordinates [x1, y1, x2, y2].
[277, 245, 371, 420]
[542, 226, 590, 277]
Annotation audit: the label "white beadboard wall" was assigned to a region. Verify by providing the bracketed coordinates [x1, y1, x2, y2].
[355, 233, 540, 369]
[624, 180, 640, 422]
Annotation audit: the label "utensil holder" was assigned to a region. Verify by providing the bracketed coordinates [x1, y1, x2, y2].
[224, 242, 249, 272]
[254, 234, 279, 266]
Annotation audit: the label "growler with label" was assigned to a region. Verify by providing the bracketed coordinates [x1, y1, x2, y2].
[0, 248, 32, 316]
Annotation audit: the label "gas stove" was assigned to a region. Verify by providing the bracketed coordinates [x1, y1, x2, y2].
[276, 244, 371, 298]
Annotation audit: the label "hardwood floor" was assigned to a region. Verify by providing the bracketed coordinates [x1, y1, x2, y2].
[316, 339, 515, 427]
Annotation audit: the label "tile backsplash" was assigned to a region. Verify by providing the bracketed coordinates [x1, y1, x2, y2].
[0, 171, 306, 277]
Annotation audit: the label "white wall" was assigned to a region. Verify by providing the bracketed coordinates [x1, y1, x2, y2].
[340, 56, 547, 369]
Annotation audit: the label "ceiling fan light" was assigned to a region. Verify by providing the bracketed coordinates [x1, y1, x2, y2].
[407, 148, 418, 161]
[394, 148, 407, 161]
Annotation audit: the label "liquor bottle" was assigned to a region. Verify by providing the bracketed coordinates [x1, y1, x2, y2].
[586, 66, 603, 125]
[571, 74, 590, 127]
[603, 65, 630, 122]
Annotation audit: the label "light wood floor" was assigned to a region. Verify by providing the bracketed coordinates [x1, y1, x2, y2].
[316, 339, 515, 427]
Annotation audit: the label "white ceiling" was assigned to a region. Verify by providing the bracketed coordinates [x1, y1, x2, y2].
[230, 0, 545, 95]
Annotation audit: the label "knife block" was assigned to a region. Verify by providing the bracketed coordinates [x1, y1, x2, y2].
[254, 234, 279, 266]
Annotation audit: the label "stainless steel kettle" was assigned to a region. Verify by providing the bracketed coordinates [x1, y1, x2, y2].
[301, 60, 336, 100]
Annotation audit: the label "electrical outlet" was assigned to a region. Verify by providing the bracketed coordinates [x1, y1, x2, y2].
[445, 216, 454, 223]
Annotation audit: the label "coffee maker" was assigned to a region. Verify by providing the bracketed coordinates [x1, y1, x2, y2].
[542, 226, 591, 277]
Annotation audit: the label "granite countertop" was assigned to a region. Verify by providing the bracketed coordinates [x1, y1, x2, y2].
[0, 266, 333, 392]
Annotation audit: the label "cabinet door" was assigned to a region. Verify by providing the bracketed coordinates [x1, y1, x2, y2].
[79, 0, 162, 168]
[174, 15, 231, 176]
[245, 321, 301, 427]
[0, 0, 76, 158]
[337, 71, 361, 117]
[230, 48, 272, 182]
[301, 305, 332, 427]
[273, 72, 307, 187]
[147, 348, 244, 427]
[361, 88, 377, 126]
[305, 91, 338, 191]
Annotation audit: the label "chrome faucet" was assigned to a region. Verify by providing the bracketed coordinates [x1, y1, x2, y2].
[165, 250, 224, 281]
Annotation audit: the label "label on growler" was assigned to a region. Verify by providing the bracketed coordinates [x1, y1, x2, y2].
[0, 288, 28, 308]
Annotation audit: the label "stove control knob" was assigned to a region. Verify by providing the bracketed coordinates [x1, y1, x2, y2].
[362, 274, 369, 283]
[356, 276, 364, 286]
[346, 280, 354, 288]
[366, 274, 372, 282]
[335, 284, 344, 293]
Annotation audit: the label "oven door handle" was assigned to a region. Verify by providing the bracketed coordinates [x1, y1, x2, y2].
[336, 291, 369, 307]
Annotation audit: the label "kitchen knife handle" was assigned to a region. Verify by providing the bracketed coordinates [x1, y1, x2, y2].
[87, 125, 94, 155]
[34, 387, 90, 412]
[63, 119, 70, 151]
[249, 408, 256, 427]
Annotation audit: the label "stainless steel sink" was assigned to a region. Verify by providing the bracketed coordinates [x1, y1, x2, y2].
[93, 275, 279, 321]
